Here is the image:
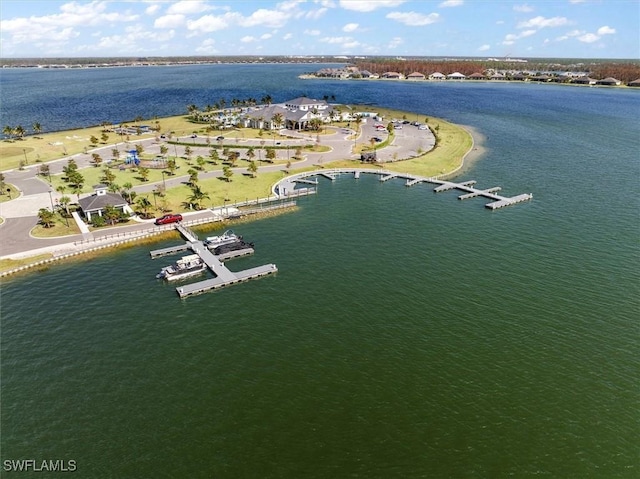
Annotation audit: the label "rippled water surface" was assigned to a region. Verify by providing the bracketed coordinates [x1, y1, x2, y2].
[1, 65, 639, 478]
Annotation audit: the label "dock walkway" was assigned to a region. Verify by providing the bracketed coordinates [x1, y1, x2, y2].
[151, 225, 277, 298]
[274, 168, 532, 210]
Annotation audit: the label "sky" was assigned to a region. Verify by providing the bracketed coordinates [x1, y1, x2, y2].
[1, 0, 638, 59]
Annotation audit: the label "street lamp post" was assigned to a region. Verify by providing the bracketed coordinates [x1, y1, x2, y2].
[22, 148, 28, 165]
[48, 190, 54, 212]
[161, 170, 166, 190]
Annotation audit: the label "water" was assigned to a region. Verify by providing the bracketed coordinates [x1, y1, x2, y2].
[1, 65, 639, 478]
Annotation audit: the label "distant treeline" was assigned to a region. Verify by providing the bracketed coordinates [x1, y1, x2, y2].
[353, 59, 640, 83]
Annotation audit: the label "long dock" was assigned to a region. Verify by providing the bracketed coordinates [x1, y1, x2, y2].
[275, 169, 532, 210]
[150, 224, 277, 298]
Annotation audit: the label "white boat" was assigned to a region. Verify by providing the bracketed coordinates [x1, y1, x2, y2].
[156, 254, 206, 281]
[204, 230, 240, 248]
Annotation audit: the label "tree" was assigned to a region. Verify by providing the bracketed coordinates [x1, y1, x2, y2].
[92, 153, 103, 167]
[101, 167, 116, 185]
[108, 183, 120, 193]
[209, 148, 219, 165]
[187, 185, 210, 210]
[135, 143, 144, 155]
[101, 132, 109, 144]
[196, 156, 206, 170]
[103, 204, 121, 225]
[247, 147, 256, 163]
[38, 208, 56, 228]
[14, 125, 25, 139]
[136, 196, 152, 218]
[227, 151, 239, 167]
[222, 165, 233, 182]
[166, 158, 177, 175]
[0, 172, 5, 192]
[3, 125, 14, 140]
[122, 182, 133, 203]
[39, 164, 50, 180]
[387, 122, 395, 135]
[67, 170, 84, 189]
[90, 135, 99, 146]
[271, 112, 284, 131]
[265, 147, 276, 163]
[159, 145, 168, 156]
[184, 145, 192, 160]
[248, 161, 258, 178]
[187, 168, 199, 185]
[59, 195, 71, 216]
[111, 148, 120, 161]
[33, 122, 42, 136]
[353, 115, 363, 147]
[56, 185, 67, 196]
[138, 166, 150, 182]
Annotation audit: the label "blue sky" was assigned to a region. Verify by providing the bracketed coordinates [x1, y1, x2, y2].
[1, 1, 638, 59]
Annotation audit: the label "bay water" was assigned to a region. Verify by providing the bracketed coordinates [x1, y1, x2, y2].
[1, 64, 638, 478]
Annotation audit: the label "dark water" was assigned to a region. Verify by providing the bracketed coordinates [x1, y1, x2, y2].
[1, 65, 639, 478]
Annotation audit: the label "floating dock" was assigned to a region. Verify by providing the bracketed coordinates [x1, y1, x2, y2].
[150, 224, 277, 298]
[276, 169, 532, 210]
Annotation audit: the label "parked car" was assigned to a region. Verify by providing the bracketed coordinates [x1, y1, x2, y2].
[216, 136, 225, 141]
[155, 214, 183, 225]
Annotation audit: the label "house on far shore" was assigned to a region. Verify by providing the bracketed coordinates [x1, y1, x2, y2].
[596, 77, 622, 86]
[628, 79, 640, 87]
[447, 72, 466, 80]
[572, 77, 597, 85]
[381, 71, 404, 79]
[78, 184, 132, 222]
[407, 72, 426, 81]
[468, 72, 486, 80]
[429, 72, 446, 80]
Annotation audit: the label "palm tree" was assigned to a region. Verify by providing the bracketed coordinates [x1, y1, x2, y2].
[14, 125, 25, 139]
[56, 185, 67, 196]
[32, 122, 42, 137]
[38, 208, 56, 228]
[353, 115, 363, 147]
[108, 183, 120, 193]
[59, 195, 71, 217]
[247, 147, 256, 163]
[111, 148, 120, 161]
[103, 204, 121, 225]
[159, 145, 168, 156]
[3, 125, 14, 140]
[166, 159, 177, 175]
[188, 168, 199, 185]
[136, 196, 152, 218]
[184, 145, 192, 161]
[187, 185, 210, 210]
[122, 182, 133, 203]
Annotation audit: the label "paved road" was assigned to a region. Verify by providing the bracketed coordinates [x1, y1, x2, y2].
[0, 123, 434, 259]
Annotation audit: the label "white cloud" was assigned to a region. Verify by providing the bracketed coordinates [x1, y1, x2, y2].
[315, 0, 336, 7]
[305, 7, 328, 19]
[513, 4, 533, 13]
[478, 44, 490, 51]
[319, 36, 352, 44]
[343, 22, 359, 32]
[195, 38, 217, 54]
[339, 0, 405, 12]
[241, 35, 257, 43]
[439, 0, 463, 7]
[578, 33, 599, 43]
[261, 33, 272, 40]
[386, 11, 439, 26]
[238, 8, 290, 28]
[597, 25, 615, 35]
[496, 20, 505, 25]
[517, 16, 569, 29]
[145, 4, 161, 15]
[569, 0, 586, 3]
[154, 14, 185, 29]
[283, 32, 293, 40]
[187, 12, 241, 33]
[520, 29, 536, 38]
[167, 1, 212, 15]
[304, 29, 321, 35]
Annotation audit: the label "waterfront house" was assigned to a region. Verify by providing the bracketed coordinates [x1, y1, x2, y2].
[447, 72, 466, 80]
[596, 77, 621, 86]
[381, 71, 403, 79]
[572, 77, 597, 85]
[468, 72, 486, 80]
[628, 79, 640, 87]
[407, 72, 426, 80]
[78, 184, 132, 222]
[429, 72, 446, 80]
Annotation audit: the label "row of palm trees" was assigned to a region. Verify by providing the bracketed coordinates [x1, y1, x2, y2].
[3, 123, 42, 140]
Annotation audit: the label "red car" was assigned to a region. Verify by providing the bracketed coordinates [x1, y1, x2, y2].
[154, 214, 183, 225]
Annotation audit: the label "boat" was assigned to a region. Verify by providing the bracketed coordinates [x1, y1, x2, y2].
[156, 254, 206, 281]
[204, 230, 240, 248]
[213, 239, 254, 256]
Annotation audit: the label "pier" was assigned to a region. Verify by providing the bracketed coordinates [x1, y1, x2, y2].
[275, 168, 532, 210]
[149, 224, 277, 298]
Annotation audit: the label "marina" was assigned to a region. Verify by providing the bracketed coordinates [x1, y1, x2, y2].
[150, 224, 277, 298]
[275, 168, 532, 210]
